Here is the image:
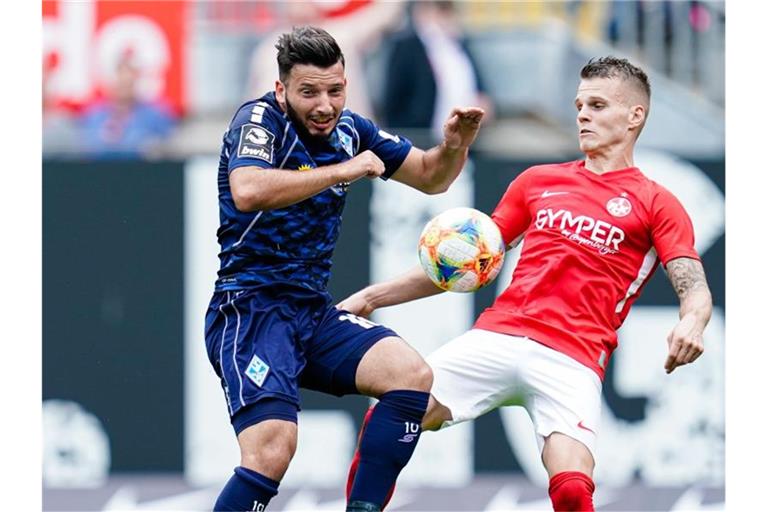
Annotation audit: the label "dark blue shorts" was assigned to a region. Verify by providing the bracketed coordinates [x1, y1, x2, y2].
[204, 284, 398, 433]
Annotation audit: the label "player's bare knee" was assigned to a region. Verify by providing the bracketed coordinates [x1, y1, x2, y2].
[542, 432, 594, 477]
[238, 421, 297, 479]
[395, 355, 433, 392]
[240, 435, 296, 478]
[411, 358, 434, 391]
[356, 337, 433, 395]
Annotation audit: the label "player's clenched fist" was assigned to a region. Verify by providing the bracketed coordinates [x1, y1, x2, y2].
[339, 150, 385, 182]
[443, 107, 485, 150]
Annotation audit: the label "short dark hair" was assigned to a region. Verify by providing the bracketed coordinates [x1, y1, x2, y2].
[580, 56, 651, 103]
[275, 26, 345, 82]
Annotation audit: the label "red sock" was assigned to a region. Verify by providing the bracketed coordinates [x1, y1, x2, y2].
[345, 406, 396, 509]
[548, 471, 595, 511]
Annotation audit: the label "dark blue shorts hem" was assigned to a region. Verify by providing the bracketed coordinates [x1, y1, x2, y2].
[231, 397, 298, 435]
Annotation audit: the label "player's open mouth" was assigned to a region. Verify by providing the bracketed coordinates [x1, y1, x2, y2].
[579, 129, 593, 136]
[310, 118, 334, 130]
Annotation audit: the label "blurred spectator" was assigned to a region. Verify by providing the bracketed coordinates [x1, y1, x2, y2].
[43, 52, 79, 156]
[247, 0, 405, 119]
[382, 0, 494, 141]
[79, 52, 176, 159]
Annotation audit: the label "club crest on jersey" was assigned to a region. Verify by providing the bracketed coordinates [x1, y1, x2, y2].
[238, 124, 275, 162]
[336, 129, 354, 157]
[606, 197, 632, 217]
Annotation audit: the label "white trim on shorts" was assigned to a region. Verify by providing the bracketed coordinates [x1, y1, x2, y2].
[426, 328, 602, 459]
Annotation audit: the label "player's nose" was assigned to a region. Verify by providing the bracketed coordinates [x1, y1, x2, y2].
[315, 92, 334, 114]
[577, 106, 590, 123]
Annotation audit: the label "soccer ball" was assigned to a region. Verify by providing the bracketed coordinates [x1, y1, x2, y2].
[418, 207, 505, 293]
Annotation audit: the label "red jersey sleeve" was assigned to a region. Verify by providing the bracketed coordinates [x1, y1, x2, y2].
[649, 184, 701, 265]
[491, 168, 535, 245]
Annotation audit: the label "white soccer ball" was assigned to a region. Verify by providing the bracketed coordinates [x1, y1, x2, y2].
[418, 207, 505, 293]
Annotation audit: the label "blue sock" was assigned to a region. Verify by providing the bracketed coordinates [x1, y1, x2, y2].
[348, 389, 430, 507]
[214, 466, 279, 511]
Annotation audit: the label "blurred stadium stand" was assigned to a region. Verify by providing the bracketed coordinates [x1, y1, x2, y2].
[43, 0, 724, 160]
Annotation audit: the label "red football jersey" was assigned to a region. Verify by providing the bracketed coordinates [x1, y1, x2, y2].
[473, 160, 700, 379]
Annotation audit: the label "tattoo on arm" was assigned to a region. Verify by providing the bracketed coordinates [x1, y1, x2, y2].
[665, 258, 708, 300]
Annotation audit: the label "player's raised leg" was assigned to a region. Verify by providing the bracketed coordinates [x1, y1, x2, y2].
[346, 387, 453, 510]
[347, 327, 515, 510]
[346, 336, 433, 512]
[542, 433, 595, 512]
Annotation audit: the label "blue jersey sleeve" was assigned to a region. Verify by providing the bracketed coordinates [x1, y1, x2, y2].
[225, 101, 285, 174]
[352, 113, 413, 180]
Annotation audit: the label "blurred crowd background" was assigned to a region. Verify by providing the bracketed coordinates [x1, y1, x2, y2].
[43, 0, 724, 160]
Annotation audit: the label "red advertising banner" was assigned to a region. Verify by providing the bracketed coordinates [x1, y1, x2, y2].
[42, 0, 187, 114]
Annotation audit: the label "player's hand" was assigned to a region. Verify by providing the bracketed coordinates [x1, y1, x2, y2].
[340, 150, 385, 182]
[664, 313, 705, 374]
[442, 107, 485, 150]
[336, 290, 375, 318]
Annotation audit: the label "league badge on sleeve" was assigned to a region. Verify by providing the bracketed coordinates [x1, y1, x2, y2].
[238, 124, 275, 163]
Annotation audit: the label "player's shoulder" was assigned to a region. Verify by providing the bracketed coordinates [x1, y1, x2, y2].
[622, 169, 690, 224]
[644, 175, 687, 208]
[230, 92, 285, 131]
[627, 167, 679, 200]
[644, 175, 675, 195]
[226, 93, 286, 167]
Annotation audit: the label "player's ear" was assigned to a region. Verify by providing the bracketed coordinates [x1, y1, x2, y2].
[275, 80, 286, 106]
[628, 104, 645, 130]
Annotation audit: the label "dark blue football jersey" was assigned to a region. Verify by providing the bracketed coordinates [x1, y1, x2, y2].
[215, 92, 413, 292]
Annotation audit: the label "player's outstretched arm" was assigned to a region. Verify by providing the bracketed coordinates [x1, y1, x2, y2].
[336, 266, 444, 318]
[229, 151, 385, 211]
[390, 107, 485, 194]
[663, 257, 713, 374]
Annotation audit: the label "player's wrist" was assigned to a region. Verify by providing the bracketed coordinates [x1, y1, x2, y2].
[440, 139, 469, 153]
[326, 162, 350, 185]
[363, 283, 393, 310]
